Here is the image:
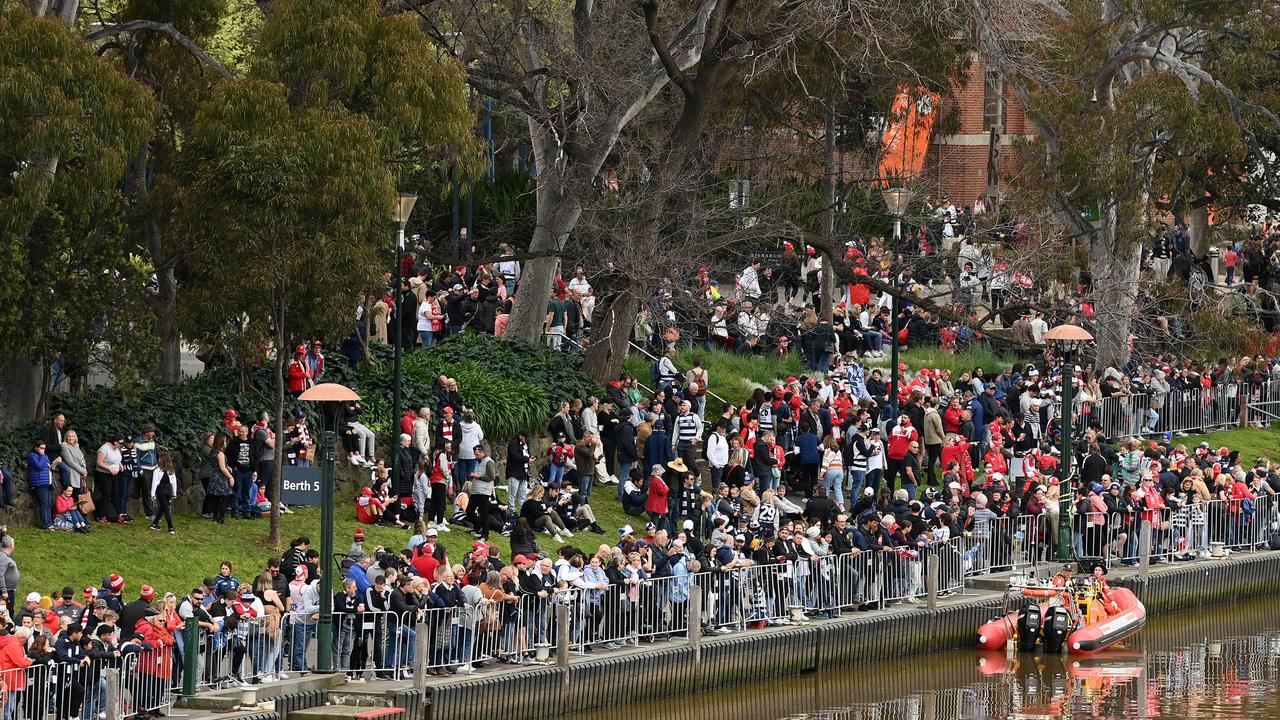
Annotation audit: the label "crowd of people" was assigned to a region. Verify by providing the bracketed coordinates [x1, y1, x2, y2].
[5, 204, 1280, 689]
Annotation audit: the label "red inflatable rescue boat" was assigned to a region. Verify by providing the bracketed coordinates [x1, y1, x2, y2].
[976, 583, 1145, 655]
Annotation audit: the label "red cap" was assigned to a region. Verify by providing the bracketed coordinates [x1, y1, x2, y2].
[140, 585, 155, 601]
[361, 487, 372, 496]
[512, 554, 529, 564]
[295, 345, 306, 354]
[472, 540, 488, 551]
[806, 246, 816, 257]
[785, 376, 798, 384]
[83, 587, 96, 599]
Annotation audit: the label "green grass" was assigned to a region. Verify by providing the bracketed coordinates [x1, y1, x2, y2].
[623, 349, 805, 405]
[7, 487, 636, 599]
[1177, 426, 1280, 465]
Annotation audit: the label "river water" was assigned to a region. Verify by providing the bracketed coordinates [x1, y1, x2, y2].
[567, 596, 1280, 720]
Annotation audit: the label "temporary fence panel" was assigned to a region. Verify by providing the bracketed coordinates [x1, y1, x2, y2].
[117, 646, 176, 720]
[930, 537, 967, 596]
[0, 662, 97, 720]
[1206, 495, 1276, 553]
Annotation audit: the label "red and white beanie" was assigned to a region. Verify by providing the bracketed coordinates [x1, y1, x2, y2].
[108, 574, 125, 593]
[140, 585, 155, 601]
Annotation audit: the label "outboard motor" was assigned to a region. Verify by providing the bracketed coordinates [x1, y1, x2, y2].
[1016, 604, 1042, 651]
[1042, 606, 1071, 653]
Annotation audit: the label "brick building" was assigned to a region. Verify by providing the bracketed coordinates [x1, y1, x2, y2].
[920, 57, 1035, 206]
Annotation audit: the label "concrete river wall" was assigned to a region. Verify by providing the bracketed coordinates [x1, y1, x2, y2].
[423, 551, 1280, 720]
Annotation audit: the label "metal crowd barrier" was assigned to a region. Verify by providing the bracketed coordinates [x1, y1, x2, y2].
[117, 645, 175, 720]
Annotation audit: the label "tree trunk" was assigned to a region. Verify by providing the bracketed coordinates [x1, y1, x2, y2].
[820, 102, 837, 323]
[0, 359, 41, 432]
[270, 282, 286, 547]
[153, 250, 181, 384]
[503, 203, 581, 341]
[1089, 206, 1141, 369]
[1188, 205, 1210, 258]
[581, 291, 640, 383]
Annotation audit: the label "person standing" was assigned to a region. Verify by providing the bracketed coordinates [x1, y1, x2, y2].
[227, 425, 255, 520]
[673, 401, 702, 479]
[455, 412, 485, 484]
[706, 423, 729, 490]
[26, 440, 58, 530]
[505, 432, 532, 512]
[252, 412, 276, 512]
[0, 535, 18, 609]
[93, 436, 123, 524]
[117, 436, 139, 523]
[39, 413, 68, 488]
[884, 413, 918, 493]
[287, 346, 312, 395]
[922, 398, 945, 487]
[135, 423, 160, 518]
[59, 431, 87, 494]
[209, 434, 236, 525]
[149, 452, 178, 535]
[466, 446, 499, 540]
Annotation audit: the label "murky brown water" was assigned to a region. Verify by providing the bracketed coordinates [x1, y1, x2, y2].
[567, 596, 1280, 720]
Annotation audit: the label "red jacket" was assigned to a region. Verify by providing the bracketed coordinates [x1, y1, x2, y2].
[0, 635, 31, 691]
[943, 406, 964, 434]
[287, 359, 311, 393]
[645, 476, 669, 514]
[886, 423, 918, 461]
[400, 412, 416, 437]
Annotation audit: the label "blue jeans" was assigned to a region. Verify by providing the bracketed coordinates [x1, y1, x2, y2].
[455, 458, 476, 488]
[82, 677, 106, 720]
[419, 330, 434, 348]
[32, 485, 52, 528]
[580, 470, 595, 504]
[549, 463, 566, 487]
[387, 623, 416, 669]
[291, 622, 314, 671]
[234, 469, 254, 517]
[616, 462, 634, 499]
[709, 466, 724, 490]
[864, 331, 882, 352]
[847, 470, 865, 505]
[822, 469, 844, 508]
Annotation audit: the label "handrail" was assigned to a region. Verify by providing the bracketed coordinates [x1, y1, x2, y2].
[543, 331, 660, 399]
[626, 340, 730, 408]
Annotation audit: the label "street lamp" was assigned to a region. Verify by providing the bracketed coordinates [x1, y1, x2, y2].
[297, 382, 361, 672]
[1044, 323, 1094, 562]
[391, 192, 417, 507]
[881, 187, 910, 419]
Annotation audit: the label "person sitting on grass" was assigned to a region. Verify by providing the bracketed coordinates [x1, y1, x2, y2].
[51, 485, 90, 534]
[356, 487, 386, 525]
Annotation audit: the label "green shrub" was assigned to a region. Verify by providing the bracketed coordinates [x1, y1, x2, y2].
[423, 332, 601, 409]
[0, 333, 600, 475]
[448, 363, 548, 440]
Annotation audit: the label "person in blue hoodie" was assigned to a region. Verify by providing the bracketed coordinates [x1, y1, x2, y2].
[26, 440, 59, 529]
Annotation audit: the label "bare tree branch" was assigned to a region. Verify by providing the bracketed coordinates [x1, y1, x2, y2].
[85, 20, 234, 80]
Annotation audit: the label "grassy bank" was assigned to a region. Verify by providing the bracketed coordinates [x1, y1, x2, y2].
[7, 487, 636, 598]
[622, 349, 804, 405]
[862, 346, 1019, 377]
